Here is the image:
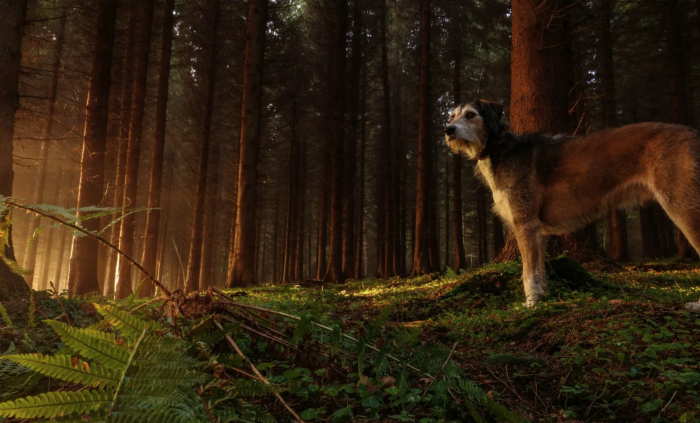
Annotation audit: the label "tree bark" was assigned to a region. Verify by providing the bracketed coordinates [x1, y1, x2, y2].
[282, 100, 299, 282]
[599, 0, 629, 261]
[67, 0, 118, 296]
[354, 56, 367, 279]
[104, 3, 137, 297]
[141, 0, 175, 296]
[664, 0, 692, 258]
[199, 139, 222, 290]
[323, 0, 348, 284]
[24, 8, 66, 286]
[115, 0, 155, 298]
[294, 139, 306, 280]
[228, 0, 269, 288]
[185, 1, 220, 293]
[343, 0, 362, 279]
[476, 185, 488, 265]
[411, 0, 433, 276]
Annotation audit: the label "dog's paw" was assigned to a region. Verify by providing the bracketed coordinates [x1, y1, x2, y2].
[685, 302, 700, 313]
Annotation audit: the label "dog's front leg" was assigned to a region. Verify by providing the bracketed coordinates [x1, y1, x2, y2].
[513, 221, 547, 307]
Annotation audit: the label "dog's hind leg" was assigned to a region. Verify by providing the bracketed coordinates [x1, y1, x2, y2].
[513, 221, 547, 307]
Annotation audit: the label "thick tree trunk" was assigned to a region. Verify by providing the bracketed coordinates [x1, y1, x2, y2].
[323, 0, 348, 284]
[452, 155, 466, 270]
[342, 0, 362, 279]
[199, 138, 222, 290]
[282, 102, 298, 283]
[104, 4, 137, 297]
[294, 139, 306, 280]
[115, 0, 155, 298]
[411, 0, 433, 276]
[228, 0, 269, 288]
[185, 2, 220, 293]
[316, 160, 328, 280]
[664, 0, 693, 258]
[67, 0, 118, 296]
[24, 8, 66, 286]
[141, 0, 175, 296]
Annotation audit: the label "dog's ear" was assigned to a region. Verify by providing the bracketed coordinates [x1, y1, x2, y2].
[476, 100, 504, 140]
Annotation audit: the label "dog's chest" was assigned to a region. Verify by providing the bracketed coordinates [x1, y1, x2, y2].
[477, 161, 514, 225]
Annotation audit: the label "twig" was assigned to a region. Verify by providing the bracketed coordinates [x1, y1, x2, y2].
[658, 391, 677, 417]
[212, 288, 431, 378]
[420, 340, 459, 402]
[4, 201, 182, 315]
[196, 387, 217, 423]
[222, 331, 305, 423]
[130, 295, 166, 313]
[49, 281, 72, 327]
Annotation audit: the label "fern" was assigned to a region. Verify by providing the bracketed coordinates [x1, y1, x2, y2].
[0, 388, 113, 419]
[44, 320, 130, 368]
[4, 354, 120, 387]
[458, 379, 521, 423]
[0, 302, 12, 327]
[232, 379, 282, 397]
[95, 304, 164, 336]
[28, 290, 36, 328]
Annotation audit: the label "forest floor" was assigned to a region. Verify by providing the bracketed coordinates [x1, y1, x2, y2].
[2, 258, 700, 423]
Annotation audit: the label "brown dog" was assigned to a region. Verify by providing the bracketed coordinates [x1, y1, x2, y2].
[445, 100, 700, 307]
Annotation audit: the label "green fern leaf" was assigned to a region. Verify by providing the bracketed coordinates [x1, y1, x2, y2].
[194, 322, 241, 347]
[132, 349, 199, 369]
[94, 304, 164, 337]
[4, 354, 120, 387]
[233, 380, 283, 397]
[125, 366, 210, 386]
[0, 387, 112, 419]
[458, 379, 520, 423]
[216, 353, 246, 368]
[44, 320, 129, 368]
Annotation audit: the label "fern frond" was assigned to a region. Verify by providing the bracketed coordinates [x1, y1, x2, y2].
[216, 353, 246, 368]
[132, 350, 199, 369]
[194, 322, 241, 347]
[0, 358, 30, 381]
[0, 387, 112, 419]
[232, 379, 283, 397]
[4, 354, 120, 387]
[117, 384, 198, 409]
[125, 366, 210, 386]
[94, 304, 163, 337]
[44, 320, 129, 368]
[458, 379, 520, 423]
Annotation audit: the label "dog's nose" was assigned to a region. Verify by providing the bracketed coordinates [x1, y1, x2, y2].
[445, 125, 456, 136]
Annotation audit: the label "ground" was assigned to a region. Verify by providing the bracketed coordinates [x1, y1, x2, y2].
[2, 258, 700, 422]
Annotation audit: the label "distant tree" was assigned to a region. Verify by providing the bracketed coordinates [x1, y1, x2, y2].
[141, 0, 176, 296]
[67, 0, 119, 296]
[115, 0, 155, 298]
[412, 0, 433, 276]
[377, 0, 393, 278]
[228, 0, 269, 288]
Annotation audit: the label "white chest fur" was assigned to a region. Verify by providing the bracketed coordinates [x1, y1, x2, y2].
[476, 160, 514, 225]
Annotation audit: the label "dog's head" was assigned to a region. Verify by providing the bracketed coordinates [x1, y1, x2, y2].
[445, 100, 504, 159]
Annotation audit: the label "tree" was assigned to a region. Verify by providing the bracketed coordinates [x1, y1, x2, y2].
[664, 0, 693, 259]
[104, 3, 136, 296]
[412, 0, 433, 276]
[184, 1, 220, 293]
[228, 0, 269, 288]
[67, 0, 119, 296]
[115, 0, 155, 298]
[23, 7, 66, 286]
[141, 0, 176, 296]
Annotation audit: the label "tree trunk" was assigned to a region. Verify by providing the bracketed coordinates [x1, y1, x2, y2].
[67, 0, 118, 296]
[323, 0, 348, 284]
[598, 0, 629, 261]
[354, 56, 367, 279]
[493, 215, 505, 256]
[185, 1, 220, 293]
[104, 4, 137, 297]
[664, 0, 693, 258]
[24, 8, 66, 286]
[343, 0, 362, 279]
[228, 0, 269, 288]
[141, 0, 175, 296]
[282, 101, 298, 283]
[476, 185, 488, 265]
[294, 139, 306, 280]
[450, 22, 467, 271]
[0, 0, 28, 277]
[115, 0, 155, 298]
[199, 139, 222, 290]
[411, 0, 433, 276]
[444, 154, 450, 269]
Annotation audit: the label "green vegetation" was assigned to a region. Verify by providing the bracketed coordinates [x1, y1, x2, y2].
[2, 258, 700, 422]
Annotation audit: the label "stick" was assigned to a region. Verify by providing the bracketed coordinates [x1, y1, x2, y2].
[49, 281, 72, 327]
[130, 295, 166, 313]
[222, 331, 305, 423]
[4, 201, 182, 314]
[419, 340, 458, 402]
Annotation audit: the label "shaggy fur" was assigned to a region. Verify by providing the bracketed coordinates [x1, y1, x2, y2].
[445, 100, 700, 307]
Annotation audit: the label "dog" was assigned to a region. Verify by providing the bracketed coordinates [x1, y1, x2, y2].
[445, 99, 700, 308]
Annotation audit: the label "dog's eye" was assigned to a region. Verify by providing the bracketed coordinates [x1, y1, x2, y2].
[465, 112, 476, 119]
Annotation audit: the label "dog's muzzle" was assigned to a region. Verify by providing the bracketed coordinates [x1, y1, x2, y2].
[445, 125, 456, 136]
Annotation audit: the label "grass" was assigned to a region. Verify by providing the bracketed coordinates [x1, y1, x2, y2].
[2, 258, 700, 422]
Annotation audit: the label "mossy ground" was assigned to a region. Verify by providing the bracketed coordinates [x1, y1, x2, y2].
[2, 258, 700, 422]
